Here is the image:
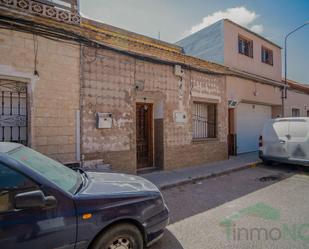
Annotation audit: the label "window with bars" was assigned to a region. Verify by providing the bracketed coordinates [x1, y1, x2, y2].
[261, 46, 273, 65]
[238, 35, 253, 58]
[192, 102, 217, 139]
[0, 80, 27, 145]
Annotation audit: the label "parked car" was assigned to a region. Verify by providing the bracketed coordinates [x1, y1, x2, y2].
[0, 142, 169, 249]
[259, 117, 309, 166]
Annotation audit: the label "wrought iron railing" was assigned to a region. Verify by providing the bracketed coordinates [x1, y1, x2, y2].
[0, 0, 80, 25]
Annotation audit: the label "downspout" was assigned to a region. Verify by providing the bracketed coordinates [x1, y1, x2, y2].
[77, 43, 83, 166]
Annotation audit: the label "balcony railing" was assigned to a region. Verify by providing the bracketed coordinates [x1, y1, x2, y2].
[0, 0, 80, 25]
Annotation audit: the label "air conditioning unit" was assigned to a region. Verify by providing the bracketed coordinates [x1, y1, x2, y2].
[174, 65, 185, 77]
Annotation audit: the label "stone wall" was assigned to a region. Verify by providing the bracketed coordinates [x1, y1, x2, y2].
[81, 46, 228, 173]
[0, 28, 80, 163]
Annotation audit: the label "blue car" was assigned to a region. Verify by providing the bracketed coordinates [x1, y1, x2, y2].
[0, 142, 169, 249]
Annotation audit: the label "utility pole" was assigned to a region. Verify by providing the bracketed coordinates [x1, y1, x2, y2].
[283, 21, 309, 117]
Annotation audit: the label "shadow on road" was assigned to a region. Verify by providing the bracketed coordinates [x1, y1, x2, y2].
[150, 229, 184, 249]
[261, 162, 309, 174]
[161, 164, 297, 225]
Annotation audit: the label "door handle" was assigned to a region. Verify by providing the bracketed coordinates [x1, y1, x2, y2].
[279, 140, 286, 144]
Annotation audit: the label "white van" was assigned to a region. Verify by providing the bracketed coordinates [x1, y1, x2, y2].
[259, 117, 309, 166]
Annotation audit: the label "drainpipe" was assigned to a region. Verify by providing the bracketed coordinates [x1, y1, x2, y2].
[76, 109, 81, 162]
[79, 44, 83, 166]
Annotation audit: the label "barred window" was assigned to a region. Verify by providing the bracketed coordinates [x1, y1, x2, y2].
[261, 46, 273, 65]
[238, 35, 253, 58]
[192, 102, 217, 139]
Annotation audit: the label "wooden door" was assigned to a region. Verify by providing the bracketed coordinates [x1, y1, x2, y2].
[136, 103, 153, 169]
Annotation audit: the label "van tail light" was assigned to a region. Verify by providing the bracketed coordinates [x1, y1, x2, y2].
[259, 135, 263, 147]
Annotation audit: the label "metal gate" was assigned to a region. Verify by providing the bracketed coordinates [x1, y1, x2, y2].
[0, 79, 27, 145]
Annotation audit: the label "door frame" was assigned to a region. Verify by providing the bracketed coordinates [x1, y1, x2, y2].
[136, 102, 154, 170]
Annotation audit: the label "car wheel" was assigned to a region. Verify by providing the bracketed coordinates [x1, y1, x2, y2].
[91, 223, 144, 249]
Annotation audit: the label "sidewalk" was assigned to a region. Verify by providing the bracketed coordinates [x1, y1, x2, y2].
[141, 152, 260, 189]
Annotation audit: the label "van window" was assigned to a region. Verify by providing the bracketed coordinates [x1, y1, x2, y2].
[289, 121, 308, 138]
[271, 121, 289, 137]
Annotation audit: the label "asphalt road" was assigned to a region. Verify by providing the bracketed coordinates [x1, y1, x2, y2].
[151, 163, 309, 249]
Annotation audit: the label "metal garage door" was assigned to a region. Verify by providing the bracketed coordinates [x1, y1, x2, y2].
[237, 103, 271, 154]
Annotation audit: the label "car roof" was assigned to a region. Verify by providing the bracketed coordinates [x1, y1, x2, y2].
[274, 117, 309, 122]
[0, 142, 23, 153]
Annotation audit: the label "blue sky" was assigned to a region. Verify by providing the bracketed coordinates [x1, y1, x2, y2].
[80, 0, 309, 84]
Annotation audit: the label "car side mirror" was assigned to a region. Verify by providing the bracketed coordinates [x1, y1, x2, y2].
[14, 190, 57, 209]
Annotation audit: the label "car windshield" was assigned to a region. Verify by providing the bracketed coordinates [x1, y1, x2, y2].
[7, 145, 82, 194]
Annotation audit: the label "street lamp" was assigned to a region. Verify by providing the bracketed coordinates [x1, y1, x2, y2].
[283, 21, 309, 117]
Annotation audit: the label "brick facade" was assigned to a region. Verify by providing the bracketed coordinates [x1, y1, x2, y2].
[81, 47, 228, 173]
[0, 28, 80, 163]
[0, 7, 229, 173]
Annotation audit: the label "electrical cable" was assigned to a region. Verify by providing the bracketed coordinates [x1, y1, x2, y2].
[0, 15, 223, 75]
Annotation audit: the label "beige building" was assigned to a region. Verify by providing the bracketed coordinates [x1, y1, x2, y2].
[1, 2, 308, 173]
[285, 79, 309, 117]
[79, 19, 231, 173]
[0, 1, 81, 164]
[0, 0, 233, 173]
[178, 19, 291, 155]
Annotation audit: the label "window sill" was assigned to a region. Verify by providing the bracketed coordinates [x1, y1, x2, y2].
[192, 138, 219, 144]
[238, 52, 253, 58]
[261, 61, 273, 66]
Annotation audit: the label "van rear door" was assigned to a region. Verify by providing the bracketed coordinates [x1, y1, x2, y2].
[263, 119, 289, 158]
[287, 119, 309, 163]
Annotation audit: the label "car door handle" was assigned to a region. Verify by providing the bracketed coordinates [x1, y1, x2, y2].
[279, 140, 286, 144]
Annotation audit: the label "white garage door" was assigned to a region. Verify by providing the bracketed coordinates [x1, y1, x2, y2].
[237, 103, 271, 154]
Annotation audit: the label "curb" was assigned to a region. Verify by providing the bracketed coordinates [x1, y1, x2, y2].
[159, 161, 260, 190]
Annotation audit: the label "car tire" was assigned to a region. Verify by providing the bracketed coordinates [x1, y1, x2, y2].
[91, 223, 144, 249]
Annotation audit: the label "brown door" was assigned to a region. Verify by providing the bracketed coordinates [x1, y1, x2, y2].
[136, 103, 153, 169]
